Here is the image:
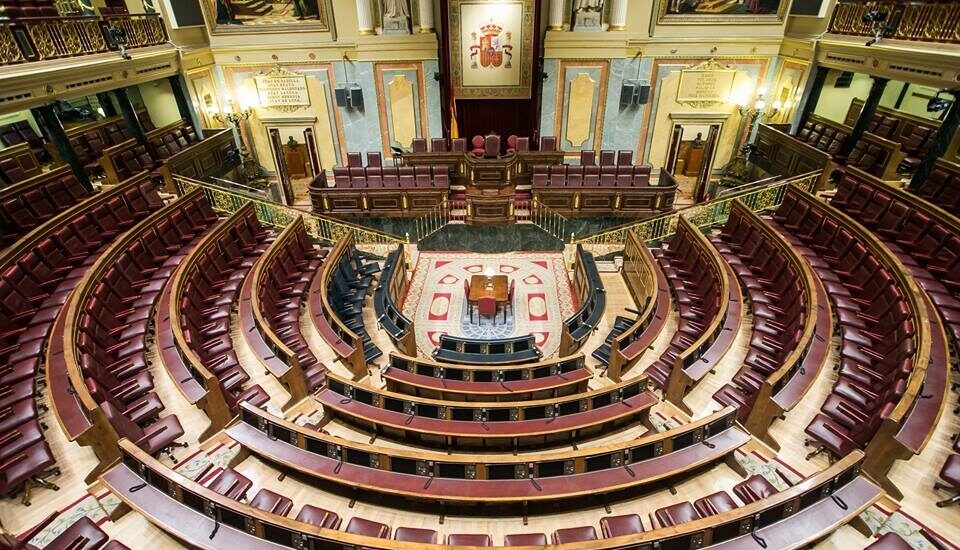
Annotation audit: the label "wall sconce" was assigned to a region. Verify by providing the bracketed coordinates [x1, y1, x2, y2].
[212, 92, 257, 126]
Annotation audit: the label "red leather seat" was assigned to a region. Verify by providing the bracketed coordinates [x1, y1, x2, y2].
[446, 534, 491, 546]
[865, 532, 914, 549]
[295, 505, 341, 529]
[600, 513, 644, 537]
[733, 474, 779, 504]
[936, 454, 960, 507]
[693, 491, 739, 517]
[204, 467, 252, 501]
[503, 533, 547, 546]
[552, 526, 598, 543]
[652, 501, 700, 528]
[345, 517, 390, 539]
[249, 488, 293, 516]
[102, 403, 185, 461]
[42, 516, 108, 550]
[393, 527, 437, 543]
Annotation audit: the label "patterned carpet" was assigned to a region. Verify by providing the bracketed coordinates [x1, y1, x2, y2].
[403, 252, 576, 358]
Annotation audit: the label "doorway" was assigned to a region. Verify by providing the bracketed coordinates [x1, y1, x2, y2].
[665, 122, 722, 203]
[264, 124, 322, 206]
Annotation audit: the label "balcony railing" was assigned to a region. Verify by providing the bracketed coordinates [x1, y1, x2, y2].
[829, 1, 960, 44]
[0, 13, 167, 66]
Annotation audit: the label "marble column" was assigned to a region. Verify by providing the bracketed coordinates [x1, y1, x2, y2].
[838, 75, 889, 158]
[909, 92, 959, 190]
[609, 0, 627, 30]
[548, 0, 564, 30]
[418, 0, 434, 32]
[356, 0, 375, 35]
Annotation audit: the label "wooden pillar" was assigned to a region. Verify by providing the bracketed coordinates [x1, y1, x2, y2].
[838, 75, 889, 158]
[909, 91, 960, 191]
[113, 87, 148, 146]
[34, 104, 92, 191]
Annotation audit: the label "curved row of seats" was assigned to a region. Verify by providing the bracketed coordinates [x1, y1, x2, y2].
[648, 217, 740, 412]
[0, 166, 92, 248]
[796, 118, 849, 156]
[711, 201, 828, 450]
[105, 435, 879, 549]
[373, 245, 414, 355]
[383, 352, 591, 402]
[229, 403, 744, 505]
[595, 230, 671, 381]
[158, 203, 271, 436]
[433, 334, 541, 365]
[561, 244, 605, 355]
[768, 184, 946, 499]
[532, 163, 653, 188]
[318, 236, 382, 365]
[66, 190, 228, 476]
[318, 372, 655, 449]
[6, 514, 131, 550]
[1, 176, 162, 504]
[237, 217, 328, 410]
[255, 217, 328, 392]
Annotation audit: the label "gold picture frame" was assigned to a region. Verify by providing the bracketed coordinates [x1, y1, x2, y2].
[203, 0, 330, 35]
[448, 0, 536, 100]
[656, 0, 789, 25]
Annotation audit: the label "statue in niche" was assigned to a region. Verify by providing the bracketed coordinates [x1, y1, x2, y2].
[382, 0, 410, 18]
[573, 0, 603, 12]
[380, 0, 411, 34]
[572, 0, 603, 30]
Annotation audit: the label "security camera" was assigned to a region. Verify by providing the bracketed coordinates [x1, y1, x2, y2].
[108, 26, 132, 60]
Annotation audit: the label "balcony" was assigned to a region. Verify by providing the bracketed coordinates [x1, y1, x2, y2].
[0, 13, 167, 66]
[828, 1, 960, 45]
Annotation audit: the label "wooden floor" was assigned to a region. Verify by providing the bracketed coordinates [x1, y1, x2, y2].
[3, 245, 960, 550]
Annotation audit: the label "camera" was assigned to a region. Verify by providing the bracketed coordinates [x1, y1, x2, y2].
[107, 26, 132, 60]
[861, 9, 887, 24]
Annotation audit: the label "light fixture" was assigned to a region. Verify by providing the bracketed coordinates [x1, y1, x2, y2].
[212, 96, 254, 125]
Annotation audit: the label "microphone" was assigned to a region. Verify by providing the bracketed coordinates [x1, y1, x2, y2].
[831, 494, 848, 510]
[129, 482, 147, 493]
[209, 519, 220, 540]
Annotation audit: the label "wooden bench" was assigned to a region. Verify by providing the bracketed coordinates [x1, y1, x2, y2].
[103, 438, 878, 549]
[560, 244, 605, 356]
[602, 230, 671, 382]
[382, 352, 591, 401]
[228, 403, 748, 506]
[434, 334, 542, 365]
[753, 124, 832, 182]
[155, 128, 235, 193]
[317, 372, 656, 450]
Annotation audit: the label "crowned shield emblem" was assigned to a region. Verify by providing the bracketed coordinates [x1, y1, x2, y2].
[469, 21, 513, 70]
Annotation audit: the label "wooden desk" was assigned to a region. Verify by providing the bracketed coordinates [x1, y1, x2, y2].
[468, 274, 508, 305]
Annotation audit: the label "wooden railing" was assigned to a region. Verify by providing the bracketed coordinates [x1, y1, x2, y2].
[829, 1, 960, 44]
[0, 13, 167, 66]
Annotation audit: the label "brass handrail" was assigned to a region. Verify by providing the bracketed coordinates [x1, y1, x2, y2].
[574, 170, 822, 246]
[173, 175, 406, 246]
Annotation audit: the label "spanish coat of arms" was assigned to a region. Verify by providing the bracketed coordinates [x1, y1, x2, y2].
[469, 21, 513, 69]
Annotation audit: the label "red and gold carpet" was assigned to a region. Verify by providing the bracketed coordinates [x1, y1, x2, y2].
[402, 252, 576, 358]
